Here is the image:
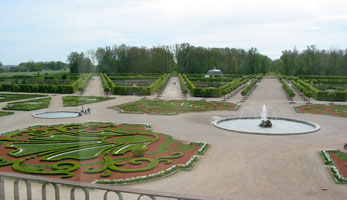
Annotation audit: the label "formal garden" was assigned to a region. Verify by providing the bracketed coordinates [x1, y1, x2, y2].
[283, 75, 347, 102]
[2, 97, 51, 111]
[320, 149, 347, 184]
[182, 73, 262, 97]
[111, 99, 240, 115]
[63, 96, 114, 107]
[0, 122, 209, 185]
[0, 93, 47, 102]
[295, 104, 347, 118]
[0, 73, 92, 94]
[101, 73, 170, 96]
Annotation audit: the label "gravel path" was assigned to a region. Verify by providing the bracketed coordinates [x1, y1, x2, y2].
[160, 76, 183, 99]
[1, 77, 347, 200]
[83, 75, 105, 96]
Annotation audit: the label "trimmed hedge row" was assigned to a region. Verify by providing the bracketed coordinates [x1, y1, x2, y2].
[183, 74, 257, 97]
[0, 73, 92, 94]
[291, 79, 312, 99]
[298, 80, 346, 101]
[298, 75, 347, 80]
[178, 73, 188, 93]
[100, 73, 111, 93]
[280, 79, 296, 98]
[241, 78, 258, 96]
[104, 73, 170, 95]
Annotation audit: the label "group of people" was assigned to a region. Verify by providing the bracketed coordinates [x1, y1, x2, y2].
[79, 106, 91, 116]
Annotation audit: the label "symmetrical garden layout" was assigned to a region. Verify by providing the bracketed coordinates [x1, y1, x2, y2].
[295, 104, 347, 118]
[320, 149, 347, 184]
[0, 122, 208, 185]
[112, 99, 239, 115]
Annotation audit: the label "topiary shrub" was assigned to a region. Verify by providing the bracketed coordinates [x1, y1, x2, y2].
[131, 146, 147, 157]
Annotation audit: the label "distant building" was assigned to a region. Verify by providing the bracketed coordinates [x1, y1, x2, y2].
[205, 66, 223, 78]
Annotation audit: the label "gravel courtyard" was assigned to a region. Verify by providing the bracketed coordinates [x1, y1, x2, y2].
[0, 76, 346, 200]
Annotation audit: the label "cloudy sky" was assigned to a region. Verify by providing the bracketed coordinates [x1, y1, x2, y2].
[1, 0, 347, 64]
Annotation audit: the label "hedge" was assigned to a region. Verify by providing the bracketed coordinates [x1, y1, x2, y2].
[240, 78, 259, 97]
[105, 73, 171, 95]
[280, 79, 296, 98]
[100, 73, 111, 93]
[0, 73, 92, 94]
[298, 80, 346, 101]
[182, 74, 257, 97]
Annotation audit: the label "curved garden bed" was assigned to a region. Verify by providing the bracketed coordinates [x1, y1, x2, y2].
[111, 99, 239, 115]
[0, 122, 209, 185]
[295, 104, 347, 118]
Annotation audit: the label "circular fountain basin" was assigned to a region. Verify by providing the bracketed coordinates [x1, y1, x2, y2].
[32, 111, 80, 119]
[212, 117, 320, 135]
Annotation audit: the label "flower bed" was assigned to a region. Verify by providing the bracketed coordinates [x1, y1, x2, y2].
[111, 99, 240, 115]
[0, 122, 208, 185]
[63, 96, 114, 107]
[320, 149, 347, 184]
[3, 97, 51, 111]
[295, 104, 347, 118]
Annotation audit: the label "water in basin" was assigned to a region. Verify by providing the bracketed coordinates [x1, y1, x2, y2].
[33, 111, 80, 119]
[215, 117, 319, 135]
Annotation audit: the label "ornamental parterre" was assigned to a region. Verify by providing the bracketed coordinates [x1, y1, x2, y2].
[112, 99, 239, 115]
[0, 122, 209, 185]
[295, 104, 347, 118]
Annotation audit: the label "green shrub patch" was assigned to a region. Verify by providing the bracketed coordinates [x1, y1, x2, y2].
[0, 73, 92, 94]
[295, 104, 347, 118]
[63, 96, 114, 107]
[0, 93, 47, 102]
[3, 97, 51, 111]
[112, 99, 239, 115]
[0, 111, 14, 117]
[0, 122, 207, 185]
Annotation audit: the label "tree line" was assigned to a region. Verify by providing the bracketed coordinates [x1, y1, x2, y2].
[0, 61, 67, 72]
[3, 44, 346, 76]
[74, 43, 274, 74]
[277, 45, 347, 76]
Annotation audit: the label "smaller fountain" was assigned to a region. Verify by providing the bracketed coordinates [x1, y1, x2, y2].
[259, 105, 272, 128]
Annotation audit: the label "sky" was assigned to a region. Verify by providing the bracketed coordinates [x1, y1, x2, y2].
[1, 0, 347, 65]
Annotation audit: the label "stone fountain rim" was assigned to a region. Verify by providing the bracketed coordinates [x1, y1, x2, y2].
[212, 117, 320, 136]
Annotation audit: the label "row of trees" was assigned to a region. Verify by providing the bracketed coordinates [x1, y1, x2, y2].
[67, 52, 92, 73]
[1, 61, 67, 72]
[72, 44, 273, 74]
[61, 44, 346, 76]
[277, 45, 347, 76]
[91, 45, 175, 74]
[175, 44, 274, 74]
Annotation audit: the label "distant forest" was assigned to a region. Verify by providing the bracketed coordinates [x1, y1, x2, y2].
[2, 44, 346, 76]
[69, 44, 346, 76]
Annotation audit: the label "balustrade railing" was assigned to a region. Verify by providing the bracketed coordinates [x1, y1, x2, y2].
[0, 171, 232, 200]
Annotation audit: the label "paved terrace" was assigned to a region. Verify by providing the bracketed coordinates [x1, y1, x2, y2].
[0, 76, 347, 199]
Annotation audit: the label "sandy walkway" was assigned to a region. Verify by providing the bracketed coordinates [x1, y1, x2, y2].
[1, 77, 347, 199]
[83, 75, 105, 96]
[161, 76, 182, 99]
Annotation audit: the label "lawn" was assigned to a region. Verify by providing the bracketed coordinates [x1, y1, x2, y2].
[0, 93, 47, 102]
[0, 122, 208, 185]
[112, 99, 240, 115]
[3, 97, 51, 111]
[63, 96, 114, 107]
[0, 111, 14, 117]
